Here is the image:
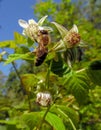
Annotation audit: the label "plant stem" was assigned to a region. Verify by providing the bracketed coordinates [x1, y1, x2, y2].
[2, 48, 26, 94]
[37, 61, 53, 130]
[11, 61, 26, 94]
[37, 105, 51, 130]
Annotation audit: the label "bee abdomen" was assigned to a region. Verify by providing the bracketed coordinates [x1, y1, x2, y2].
[35, 51, 48, 66]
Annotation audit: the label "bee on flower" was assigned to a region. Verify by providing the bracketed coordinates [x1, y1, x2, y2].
[18, 15, 52, 42]
[18, 16, 53, 66]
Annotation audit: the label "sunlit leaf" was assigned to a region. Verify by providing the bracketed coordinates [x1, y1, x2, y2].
[0, 119, 20, 130]
[27, 37, 34, 47]
[15, 46, 30, 54]
[54, 105, 79, 128]
[0, 40, 16, 48]
[14, 32, 27, 44]
[45, 112, 66, 130]
[21, 74, 39, 92]
[63, 71, 91, 104]
[22, 112, 42, 129]
[22, 111, 66, 130]
[5, 52, 35, 64]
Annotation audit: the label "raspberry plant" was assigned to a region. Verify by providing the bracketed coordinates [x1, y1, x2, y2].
[0, 15, 101, 130]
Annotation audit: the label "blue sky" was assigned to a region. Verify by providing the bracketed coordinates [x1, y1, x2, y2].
[0, 0, 61, 75]
[0, 0, 37, 75]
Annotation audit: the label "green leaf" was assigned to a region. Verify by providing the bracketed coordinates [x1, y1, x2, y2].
[0, 119, 20, 130]
[14, 32, 27, 44]
[15, 46, 30, 54]
[22, 111, 66, 130]
[64, 71, 91, 104]
[0, 40, 16, 48]
[52, 22, 68, 38]
[21, 74, 39, 92]
[38, 15, 48, 26]
[54, 105, 79, 129]
[86, 60, 101, 86]
[45, 112, 66, 130]
[5, 52, 35, 64]
[22, 112, 41, 130]
[50, 53, 70, 77]
[27, 37, 34, 47]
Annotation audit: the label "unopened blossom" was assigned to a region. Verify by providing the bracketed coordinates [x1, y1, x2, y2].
[52, 22, 81, 51]
[63, 25, 81, 48]
[36, 92, 52, 107]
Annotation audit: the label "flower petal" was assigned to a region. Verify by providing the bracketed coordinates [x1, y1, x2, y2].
[70, 24, 78, 33]
[28, 19, 38, 25]
[42, 26, 53, 32]
[39, 26, 44, 30]
[18, 19, 28, 28]
[38, 15, 48, 26]
[52, 22, 68, 38]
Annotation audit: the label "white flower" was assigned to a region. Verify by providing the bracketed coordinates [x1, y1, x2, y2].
[18, 15, 52, 42]
[36, 92, 52, 107]
[18, 19, 40, 41]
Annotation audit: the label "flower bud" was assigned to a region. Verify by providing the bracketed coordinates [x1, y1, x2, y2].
[36, 92, 52, 107]
[64, 32, 81, 48]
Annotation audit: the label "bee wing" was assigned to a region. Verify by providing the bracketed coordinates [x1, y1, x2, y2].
[18, 19, 28, 28]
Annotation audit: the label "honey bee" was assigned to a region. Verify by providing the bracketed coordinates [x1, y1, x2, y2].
[35, 29, 50, 66]
[37, 30, 51, 46]
[35, 44, 48, 66]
